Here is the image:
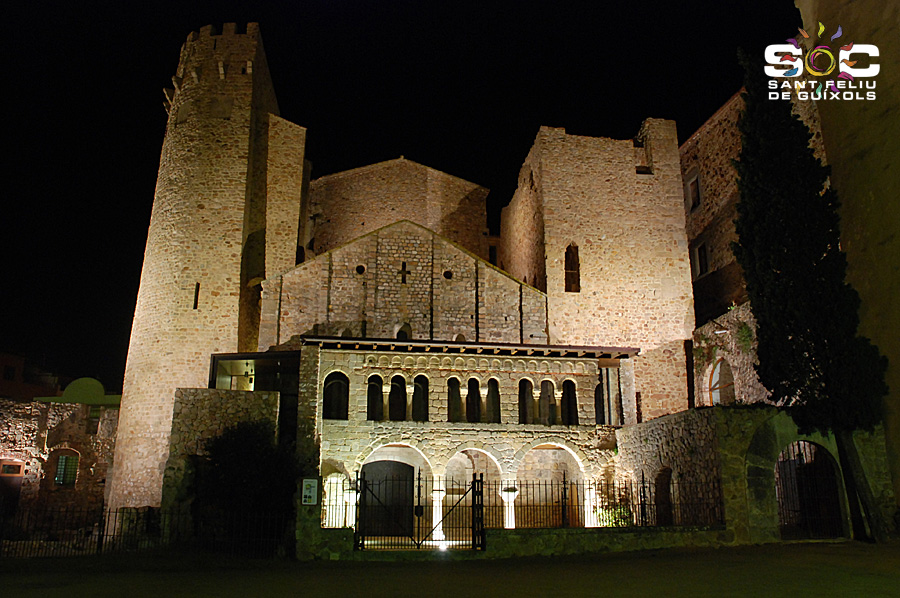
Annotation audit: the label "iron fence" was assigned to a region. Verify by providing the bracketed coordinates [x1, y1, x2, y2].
[322, 473, 725, 551]
[484, 477, 724, 529]
[0, 506, 292, 559]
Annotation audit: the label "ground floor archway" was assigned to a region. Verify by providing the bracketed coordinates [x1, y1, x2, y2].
[775, 441, 845, 540]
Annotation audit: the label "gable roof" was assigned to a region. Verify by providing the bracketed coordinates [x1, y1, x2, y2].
[310, 156, 487, 191]
[279, 219, 543, 294]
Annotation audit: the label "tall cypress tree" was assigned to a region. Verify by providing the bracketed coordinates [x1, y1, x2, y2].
[733, 52, 889, 539]
[733, 52, 887, 434]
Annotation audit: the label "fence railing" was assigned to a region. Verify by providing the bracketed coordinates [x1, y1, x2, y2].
[0, 507, 292, 559]
[322, 474, 724, 545]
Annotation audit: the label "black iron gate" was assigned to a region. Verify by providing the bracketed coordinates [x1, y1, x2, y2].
[775, 441, 845, 540]
[354, 471, 485, 550]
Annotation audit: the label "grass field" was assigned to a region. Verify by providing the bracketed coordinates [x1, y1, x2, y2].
[3, 540, 900, 597]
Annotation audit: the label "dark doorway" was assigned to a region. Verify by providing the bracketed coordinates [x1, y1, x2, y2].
[775, 441, 845, 540]
[0, 460, 25, 517]
[359, 461, 415, 537]
[655, 467, 673, 526]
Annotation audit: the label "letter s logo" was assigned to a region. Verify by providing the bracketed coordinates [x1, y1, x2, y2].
[764, 44, 803, 77]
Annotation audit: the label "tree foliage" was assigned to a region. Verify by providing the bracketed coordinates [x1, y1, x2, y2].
[196, 420, 302, 513]
[732, 51, 887, 434]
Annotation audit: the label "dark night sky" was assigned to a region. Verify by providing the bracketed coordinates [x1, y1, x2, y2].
[2, 1, 802, 391]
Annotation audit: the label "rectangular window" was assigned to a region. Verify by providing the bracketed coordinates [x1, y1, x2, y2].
[565, 244, 580, 292]
[688, 176, 701, 211]
[193, 283, 200, 309]
[691, 242, 710, 278]
[54, 455, 78, 486]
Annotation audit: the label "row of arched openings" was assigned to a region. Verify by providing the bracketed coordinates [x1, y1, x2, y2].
[323, 373, 606, 426]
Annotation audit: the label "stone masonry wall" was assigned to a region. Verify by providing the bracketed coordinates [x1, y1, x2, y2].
[266, 114, 308, 278]
[509, 122, 694, 421]
[308, 158, 489, 260]
[161, 388, 279, 508]
[314, 348, 620, 480]
[692, 302, 769, 407]
[1, 399, 118, 511]
[111, 23, 302, 508]
[499, 145, 545, 289]
[259, 221, 549, 349]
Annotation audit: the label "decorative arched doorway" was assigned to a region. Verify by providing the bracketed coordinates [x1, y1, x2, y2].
[775, 441, 845, 539]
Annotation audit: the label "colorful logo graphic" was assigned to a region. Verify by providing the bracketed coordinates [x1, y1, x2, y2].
[764, 23, 879, 101]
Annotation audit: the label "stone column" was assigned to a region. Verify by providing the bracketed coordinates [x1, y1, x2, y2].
[406, 383, 415, 421]
[382, 383, 391, 421]
[553, 389, 563, 425]
[500, 484, 519, 529]
[431, 477, 446, 542]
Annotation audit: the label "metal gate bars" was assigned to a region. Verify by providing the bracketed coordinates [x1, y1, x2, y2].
[354, 472, 485, 550]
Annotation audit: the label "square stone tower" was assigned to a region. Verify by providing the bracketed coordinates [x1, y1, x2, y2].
[500, 120, 695, 421]
[108, 24, 308, 508]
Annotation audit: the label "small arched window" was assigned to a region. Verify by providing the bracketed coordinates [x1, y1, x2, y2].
[518, 379, 534, 424]
[389, 375, 408, 421]
[594, 382, 605, 425]
[486, 379, 501, 423]
[565, 244, 580, 293]
[466, 379, 481, 423]
[710, 359, 735, 405]
[396, 323, 412, 341]
[323, 372, 350, 420]
[448, 378, 463, 423]
[412, 375, 429, 422]
[367, 375, 384, 421]
[561, 380, 578, 425]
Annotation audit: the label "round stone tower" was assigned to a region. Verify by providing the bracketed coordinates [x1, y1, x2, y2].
[108, 23, 281, 508]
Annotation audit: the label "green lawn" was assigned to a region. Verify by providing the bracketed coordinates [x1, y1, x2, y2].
[3, 541, 900, 597]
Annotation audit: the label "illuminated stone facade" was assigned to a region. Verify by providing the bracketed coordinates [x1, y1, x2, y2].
[117, 23, 701, 510]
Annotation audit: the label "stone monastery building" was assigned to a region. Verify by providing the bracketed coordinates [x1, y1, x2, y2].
[106, 22, 694, 511]
[103, 24, 895, 549]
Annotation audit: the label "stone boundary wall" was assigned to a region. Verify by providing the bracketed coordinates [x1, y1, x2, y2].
[615, 407, 721, 487]
[161, 388, 279, 508]
[617, 405, 896, 544]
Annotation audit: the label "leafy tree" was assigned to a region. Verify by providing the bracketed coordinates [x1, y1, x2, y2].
[197, 420, 302, 513]
[733, 51, 888, 538]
